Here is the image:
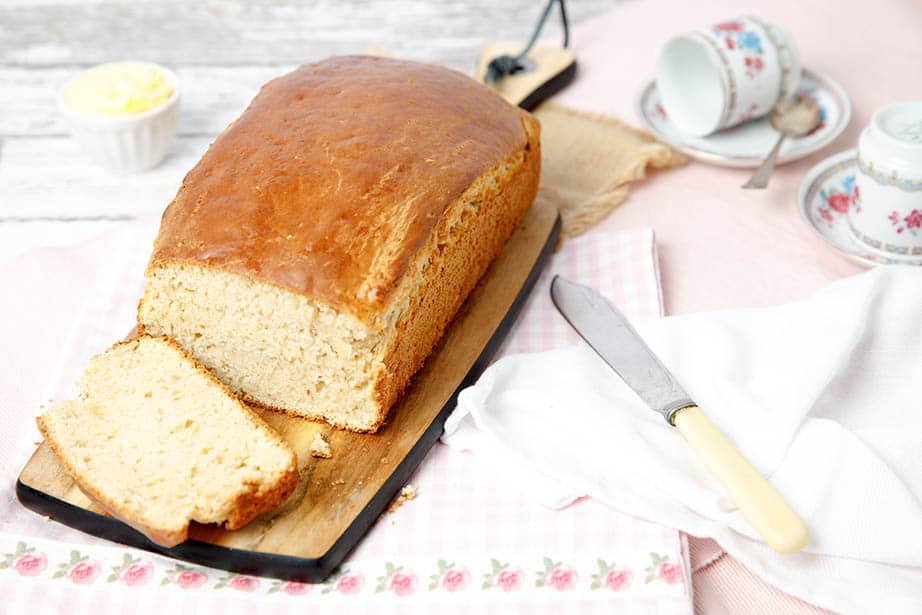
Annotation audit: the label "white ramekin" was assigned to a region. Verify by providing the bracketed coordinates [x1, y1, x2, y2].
[59, 62, 180, 174]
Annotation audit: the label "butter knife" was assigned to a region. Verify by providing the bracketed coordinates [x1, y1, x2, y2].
[550, 276, 809, 554]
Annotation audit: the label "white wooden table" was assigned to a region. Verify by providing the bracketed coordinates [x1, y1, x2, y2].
[0, 0, 618, 264]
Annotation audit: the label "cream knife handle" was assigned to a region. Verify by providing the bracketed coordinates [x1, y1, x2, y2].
[672, 405, 809, 554]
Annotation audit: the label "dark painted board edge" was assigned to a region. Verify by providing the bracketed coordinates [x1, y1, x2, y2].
[17, 213, 562, 583]
[518, 60, 577, 112]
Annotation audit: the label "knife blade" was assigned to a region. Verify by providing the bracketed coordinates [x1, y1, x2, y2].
[549, 276, 693, 424]
[550, 276, 809, 554]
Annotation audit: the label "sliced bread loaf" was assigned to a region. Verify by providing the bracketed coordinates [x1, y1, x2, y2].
[36, 335, 299, 547]
[137, 56, 540, 432]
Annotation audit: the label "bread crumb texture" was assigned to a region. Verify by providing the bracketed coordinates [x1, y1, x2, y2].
[36, 335, 298, 547]
[309, 432, 332, 458]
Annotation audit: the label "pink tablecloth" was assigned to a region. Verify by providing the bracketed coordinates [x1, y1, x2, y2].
[0, 220, 691, 614]
[553, 0, 922, 612]
[557, 0, 922, 315]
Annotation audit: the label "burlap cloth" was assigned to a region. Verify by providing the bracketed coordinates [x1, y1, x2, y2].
[531, 102, 685, 241]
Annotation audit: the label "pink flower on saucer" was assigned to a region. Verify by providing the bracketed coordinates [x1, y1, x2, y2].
[13, 553, 47, 577]
[904, 209, 922, 229]
[827, 192, 850, 213]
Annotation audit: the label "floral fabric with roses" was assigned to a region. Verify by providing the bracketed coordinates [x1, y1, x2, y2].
[0, 533, 688, 613]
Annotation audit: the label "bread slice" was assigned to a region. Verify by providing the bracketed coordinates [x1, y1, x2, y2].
[36, 335, 299, 547]
[137, 56, 540, 432]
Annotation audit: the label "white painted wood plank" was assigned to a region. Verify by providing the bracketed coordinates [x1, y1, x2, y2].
[0, 0, 625, 253]
[0, 65, 294, 137]
[0, 136, 211, 219]
[0, 0, 619, 68]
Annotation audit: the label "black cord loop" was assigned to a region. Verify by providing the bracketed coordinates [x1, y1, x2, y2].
[483, 0, 570, 84]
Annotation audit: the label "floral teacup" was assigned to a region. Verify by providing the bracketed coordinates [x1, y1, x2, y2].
[849, 101, 922, 258]
[655, 16, 801, 136]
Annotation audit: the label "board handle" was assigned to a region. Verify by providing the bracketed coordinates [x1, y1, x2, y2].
[672, 405, 809, 554]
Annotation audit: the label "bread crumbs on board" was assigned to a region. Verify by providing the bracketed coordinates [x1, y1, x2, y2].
[309, 432, 332, 458]
[386, 484, 417, 514]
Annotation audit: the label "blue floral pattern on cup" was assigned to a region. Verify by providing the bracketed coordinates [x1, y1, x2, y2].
[712, 21, 765, 78]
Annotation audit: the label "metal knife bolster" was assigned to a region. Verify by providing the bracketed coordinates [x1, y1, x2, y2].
[661, 398, 697, 425]
[549, 276, 696, 425]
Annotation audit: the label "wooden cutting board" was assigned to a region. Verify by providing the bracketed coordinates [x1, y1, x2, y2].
[17, 198, 560, 581]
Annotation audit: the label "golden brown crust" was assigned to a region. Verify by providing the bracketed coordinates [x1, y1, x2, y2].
[371, 115, 541, 423]
[224, 464, 300, 530]
[147, 116, 540, 435]
[36, 334, 299, 548]
[148, 55, 534, 323]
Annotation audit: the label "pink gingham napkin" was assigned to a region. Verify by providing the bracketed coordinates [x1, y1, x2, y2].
[0, 221, 691, 614]
[496, 228, 663, 357]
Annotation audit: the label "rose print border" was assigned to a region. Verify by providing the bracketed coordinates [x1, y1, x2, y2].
[106, 552, 154, 586]
[534, 557, 578, 591]
[644, 552, 683, 585]
[0, 541, 47, 577]
[429, 559, 470, 593]
[0, 534, 688, 600]
[591, 559, 634, 591]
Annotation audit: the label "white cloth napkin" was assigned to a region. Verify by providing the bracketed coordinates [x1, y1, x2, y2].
[442, 266, 922, 614]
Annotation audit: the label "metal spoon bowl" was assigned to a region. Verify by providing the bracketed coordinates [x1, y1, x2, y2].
[742, 96, 822, 190]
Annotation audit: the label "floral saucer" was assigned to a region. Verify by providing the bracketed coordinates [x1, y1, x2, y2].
[798, 149, 922, 267]
[636, 69, 851, 168]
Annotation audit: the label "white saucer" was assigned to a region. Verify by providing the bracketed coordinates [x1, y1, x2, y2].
[636, 69, 851, 168]
[798, 149, 922, 267]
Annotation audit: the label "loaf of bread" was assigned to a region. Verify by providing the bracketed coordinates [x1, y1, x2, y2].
[138, 55, 541, 432]
[36, 335, 299, 547]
